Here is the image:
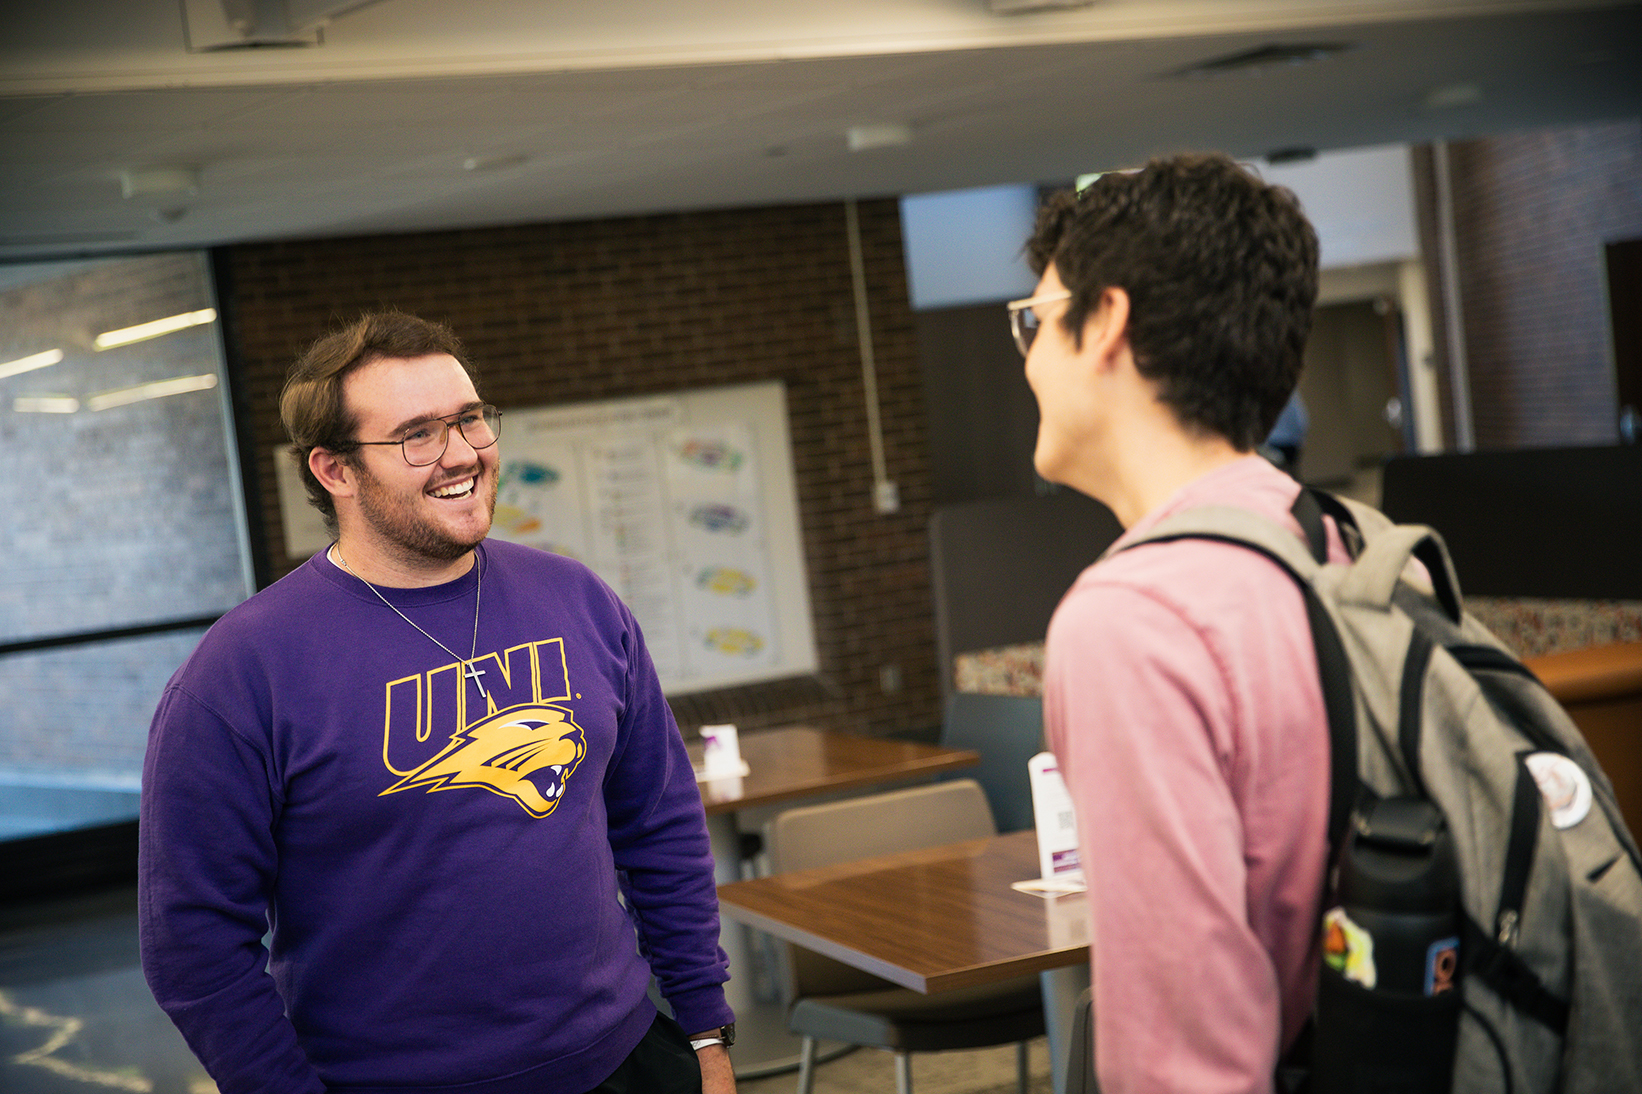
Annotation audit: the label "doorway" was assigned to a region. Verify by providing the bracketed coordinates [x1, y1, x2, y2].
[1296, 298, 1406, 503]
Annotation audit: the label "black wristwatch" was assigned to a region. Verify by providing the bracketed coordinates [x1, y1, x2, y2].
[689, 1023, 735, 1051]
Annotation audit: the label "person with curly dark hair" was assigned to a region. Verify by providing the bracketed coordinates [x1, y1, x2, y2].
[1016, 152, 1341, 1093]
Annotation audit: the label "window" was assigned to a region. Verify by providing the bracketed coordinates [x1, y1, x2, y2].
[0, 252, 251, 844]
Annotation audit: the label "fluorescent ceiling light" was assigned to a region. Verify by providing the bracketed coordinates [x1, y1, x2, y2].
[120, 166, 201, 200]
[1075, 166, 1139, 191]
[463, 153, 529, 172]
[847, 124, 913, 152]
[86, 373, 219, 412]
[1425, 83, 1484, 110]
[14, 395, 80, 414]
[93, 308, 218, 351]
[0, 348, 64, 379]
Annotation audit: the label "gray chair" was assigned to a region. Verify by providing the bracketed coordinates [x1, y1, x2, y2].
[1065, 986, 1098, 1093]
[764, 779, 1046, 1094]
[939, 692, 1045, 834]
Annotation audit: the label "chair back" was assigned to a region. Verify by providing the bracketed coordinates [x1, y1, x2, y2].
[1066, 986, 1098, 1093]
[940, 692, 1044, 834]
[765, 779, 998, 999]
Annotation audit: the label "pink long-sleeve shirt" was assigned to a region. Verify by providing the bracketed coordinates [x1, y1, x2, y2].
[1044, 456, 1340, 1094]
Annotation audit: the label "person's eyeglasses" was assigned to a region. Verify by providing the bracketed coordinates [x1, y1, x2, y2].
[351, 405, 502, 466]
[1006, 289, 1073, 358]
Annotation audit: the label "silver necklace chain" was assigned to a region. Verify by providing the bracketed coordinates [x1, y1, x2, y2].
[333, 546, 488, 698]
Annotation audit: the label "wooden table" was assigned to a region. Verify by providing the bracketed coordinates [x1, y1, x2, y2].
[695, 725, 981, 816]
[717, 828, 1087, 992]
[717, 829, 1091, 1092]
[693, 726, 981, 1076]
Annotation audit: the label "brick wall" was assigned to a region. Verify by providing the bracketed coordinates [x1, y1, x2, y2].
[221, 199, 942, 739]
[1417, 120, 1642, 448]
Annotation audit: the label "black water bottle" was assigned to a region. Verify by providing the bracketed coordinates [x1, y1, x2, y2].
[1311, 796, 1463, 1094]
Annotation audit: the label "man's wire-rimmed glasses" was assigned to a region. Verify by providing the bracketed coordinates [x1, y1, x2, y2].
[350, 404, 502, 466]
[1006, 289, 1073, 358]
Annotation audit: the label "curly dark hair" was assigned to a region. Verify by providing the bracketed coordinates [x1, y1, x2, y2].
[1026, 152, 1319, 450]
[280, 310, 477, 536]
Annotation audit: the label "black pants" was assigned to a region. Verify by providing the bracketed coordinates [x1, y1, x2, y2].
[583, 1013, 702, 1094]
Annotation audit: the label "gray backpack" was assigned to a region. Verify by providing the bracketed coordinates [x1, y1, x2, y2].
[1123, 488, 1642, 1094]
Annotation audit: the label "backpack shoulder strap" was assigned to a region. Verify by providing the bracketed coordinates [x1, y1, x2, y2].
[1118, 502, 1325, 578]
[1292, 485, 1370, 562]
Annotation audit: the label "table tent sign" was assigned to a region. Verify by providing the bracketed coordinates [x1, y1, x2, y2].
[1015, 752, 1085, 895]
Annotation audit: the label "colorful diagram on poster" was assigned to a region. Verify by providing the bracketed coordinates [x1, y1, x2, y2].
[481, 382, 815, 695]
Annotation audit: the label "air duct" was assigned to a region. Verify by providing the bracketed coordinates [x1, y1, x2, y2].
[182, 0, 385, 50]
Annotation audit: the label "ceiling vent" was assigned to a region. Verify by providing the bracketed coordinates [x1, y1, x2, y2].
[987, 0, 1098, 13]
[1171, 42, 1354, 79]
[182, 0, 385, 51]
[1266, 147, 1318, 165]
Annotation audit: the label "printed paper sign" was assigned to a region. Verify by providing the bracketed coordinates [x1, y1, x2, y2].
[1028, 751, 1081, 883]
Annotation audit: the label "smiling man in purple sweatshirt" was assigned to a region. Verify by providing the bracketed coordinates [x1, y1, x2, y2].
[139, 311, 735, 1094]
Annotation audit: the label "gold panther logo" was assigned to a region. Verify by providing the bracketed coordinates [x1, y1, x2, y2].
[380, 705, 586, 817]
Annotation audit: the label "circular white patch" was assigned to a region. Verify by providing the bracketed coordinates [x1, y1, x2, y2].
[1524, 752, 1593, 830]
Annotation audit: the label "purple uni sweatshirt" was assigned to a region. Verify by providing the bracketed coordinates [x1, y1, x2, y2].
[139, 539, 731, 1094]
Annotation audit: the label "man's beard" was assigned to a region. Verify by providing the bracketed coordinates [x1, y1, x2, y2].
[353, 461, 498, 563]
